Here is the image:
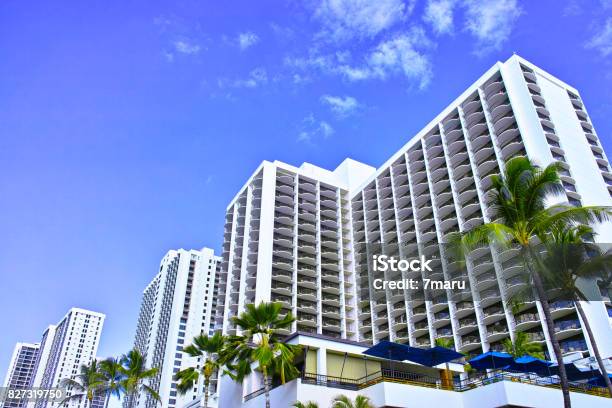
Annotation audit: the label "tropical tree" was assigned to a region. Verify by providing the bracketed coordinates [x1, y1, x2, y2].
[434, 337, 455, 349]
[223, 302, 300, 408]
[537, 224, 612, 395]
[59, 360, 105, 408]
[175, 333, 227, 408]
[502, 332, 544, 359]
[121, 349, 160, 408]
[331, 394, 374, 408]
[292, 401, 319, 408]
[450, 156, 612, 408]
[99, 357, 126, 408]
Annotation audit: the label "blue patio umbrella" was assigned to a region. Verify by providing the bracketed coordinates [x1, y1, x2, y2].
[363, 341, 415, 361]
[508, 355, 553, 374]
[549, 362, 601, 381]
[588, 374, 612, 387]
[468, 351, 514, 370]
[364, 342, 464, 367]
[407, 346, 464, 367]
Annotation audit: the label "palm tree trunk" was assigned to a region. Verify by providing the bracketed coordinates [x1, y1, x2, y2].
[104, 391, 111, 408]
[527, 249, 572, 408]
[262, 366, 271, 408]
[203, 378, 209, 408]
[574, 300, 612, 396]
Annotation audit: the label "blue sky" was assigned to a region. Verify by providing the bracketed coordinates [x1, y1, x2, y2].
[1, 0, 611, 374]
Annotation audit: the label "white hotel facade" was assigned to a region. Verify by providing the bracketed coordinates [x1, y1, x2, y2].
[130, 248, 221, 408]
[216, 54, 612, 404]
[3, 308, 107, 408]
[2, 343, 40, 408]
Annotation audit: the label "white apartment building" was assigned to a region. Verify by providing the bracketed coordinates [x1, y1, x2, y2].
[2, 343, 40, 408]
[217, 54, 612, 370]
[131, 248, 221, 408]
[29, 308, 105, 408]
[216, 159, 376, 339]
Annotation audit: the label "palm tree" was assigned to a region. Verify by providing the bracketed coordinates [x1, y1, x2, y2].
[331, 394, 374, 408]
[537, 224, 612, 395]
[223, 302, 300, 408]
[121, 349, 160, 408]
[292, 402, 319, 408]
[59, 360, 105, 408]
[502, 332, 544, 359]
[175, 333, 227, 408]
[450, 156, 612, 408]
[434, 337, 455, 349]
[99, 357, 126, 408]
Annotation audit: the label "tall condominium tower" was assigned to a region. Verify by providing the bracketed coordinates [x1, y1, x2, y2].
[217, 55, 612, 363]
[217, 159, 376, 338]
[26, 308, 105, 408]
[131, 247, 221, 408]
[2, 343, 40, 408]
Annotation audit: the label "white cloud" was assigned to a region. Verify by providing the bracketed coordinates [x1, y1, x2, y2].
[218, 68, 268, 89]
[423, 0, 456, 35]
[237, 32, 260, 50]
[586, 18, 612, 57]
[321, 95, 360, 117]
[338, 28, 434, 89]
[285, 28, 433, 89]
[463, 0, 522, 55]
[313, 0, 410, 43]
[297, 115, 334, 144]
[173, 40, 201, 55]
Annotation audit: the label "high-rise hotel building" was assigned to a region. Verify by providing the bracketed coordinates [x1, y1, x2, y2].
[130, 247, 221, 408]
[217, 55, 612, 362]
[2, 343, 40, 408]
[32, 308, 105, 408]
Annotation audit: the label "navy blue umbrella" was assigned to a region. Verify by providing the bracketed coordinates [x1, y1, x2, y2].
[408, 346, 464, 367]
[468, 351, 514, 370]
[508, 355, 553, 374]
[364, 342, 464, 367]
[549, 362, 601, 381]
[588, 374, 612, 387]
[363, 341, 415, 361]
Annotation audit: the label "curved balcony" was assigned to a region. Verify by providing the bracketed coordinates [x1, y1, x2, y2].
[443, 118, 461, 133]
[483, 307, 505, 325]
[487, 92, 508, 109]
[465, 110, 485, 129]
[486, 326, 509, 342]
[526, 82, 541, 94]
[446, 128, 464, 144]
[501, 141, 524, 160]
[493, 115, 516, 135]
[463, 99, 482, 115]
[491, 104, 513, 123]
[458, 318, 478, 335]
[531, 94, 545, 106]
[484, 81, 504, 99]
[497, 126, 520, 147]
[468, 123, 488, 139]
[554, 320, 582, 340]
[514, 313, 540, 331]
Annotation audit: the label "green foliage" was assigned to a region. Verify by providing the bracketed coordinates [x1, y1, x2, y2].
[121, 349, 160, 407]
[292, 401, 319, 408]
[59, 360, 105, 406]
[331, 394, 374, 408]
[502, 332, 544, 359]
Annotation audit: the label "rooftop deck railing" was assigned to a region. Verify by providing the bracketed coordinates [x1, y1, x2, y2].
[244, 368, 611, 402]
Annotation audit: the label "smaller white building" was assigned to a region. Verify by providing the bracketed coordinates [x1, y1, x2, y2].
[2, 342, 41, 408]
[217, 332, 611, 408]
[131, 247, 221, 408]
